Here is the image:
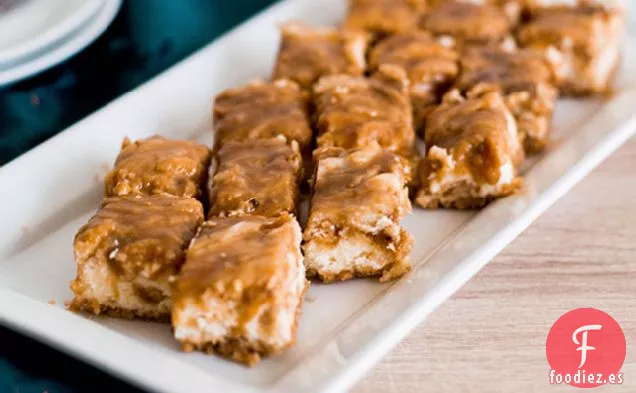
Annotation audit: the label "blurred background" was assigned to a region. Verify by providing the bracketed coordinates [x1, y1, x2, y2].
[0, 1, 275, 392]
[0, 0, 276, 165]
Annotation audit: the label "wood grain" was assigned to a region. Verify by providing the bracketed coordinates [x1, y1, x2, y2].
[354, 137, 636, 393]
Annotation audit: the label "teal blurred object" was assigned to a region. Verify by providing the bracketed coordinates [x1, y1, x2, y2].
[0, 0, 277, 165]
[0, 1, 276, 392]
[0, 325, 138, 392]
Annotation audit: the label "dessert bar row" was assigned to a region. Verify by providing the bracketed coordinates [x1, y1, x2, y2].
[183, 83, 311, 364]
[69, 0, 624, 367]
[70, 74, 416, 365]
[269, 0, 622, 208]
[215, 68, 416, 281]
[72, 133, 309, 365]
[278, 1, 622, 96]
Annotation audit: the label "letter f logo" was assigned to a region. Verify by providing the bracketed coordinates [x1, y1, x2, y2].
[573, 324, 602, 369]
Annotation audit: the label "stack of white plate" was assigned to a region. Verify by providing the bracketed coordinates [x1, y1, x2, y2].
[0, 0, 122, 86]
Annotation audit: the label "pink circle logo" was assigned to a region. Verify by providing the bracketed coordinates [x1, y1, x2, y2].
[546, 308, 626, 388]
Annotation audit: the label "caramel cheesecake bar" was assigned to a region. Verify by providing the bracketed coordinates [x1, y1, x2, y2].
[172, 213, 307, 365]
[517, 5, 623, 95]
[344, 0, 428, 36]
[104, 137, 210, 199]
[70, 197, 204, 320]
[313, 65, 416, 160]
[420, 1, 512, 48]
[368, 31, 460, 135]
[273, 23, 369, 91]
[213, 79, 312, 154]
[208, 136, 302, 218]
[303, 144, 413, 283]
[416, 89, 523, 209]
[456, 45, 558, 152]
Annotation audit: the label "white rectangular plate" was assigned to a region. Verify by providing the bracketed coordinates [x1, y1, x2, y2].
[0, 1, 635, 392]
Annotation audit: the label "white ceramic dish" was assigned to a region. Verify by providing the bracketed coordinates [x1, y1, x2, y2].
[0, 0, 104, 65]
[0, 1, 634, 392]
[0, 0, 121, 86]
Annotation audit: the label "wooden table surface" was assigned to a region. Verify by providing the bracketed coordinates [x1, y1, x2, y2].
[354, 137, 636, 393]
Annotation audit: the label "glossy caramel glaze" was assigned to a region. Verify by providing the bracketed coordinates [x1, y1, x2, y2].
[524, 0, 623, 14]
[213, 79, 312, 153]
[307, 144, 411, 238]
[208, 137, 302, 218]
[370, 31, 459, 89]
[104, 137, 211, 199]
[416, 89, 523, 209]
[457, 46, 554, 94]
[369, 31, 460, 133]
[273, 23, 368, 90]
[303, 144, 413, 281]
[456, 45, 558, 152]
[517, 6, 619, 58]
[516, 5, 623, 95]
[174, 213, 301, 301]
[424, 89, 523, 186]
[420, 2, 511, 46]
[344, 0, 428, 36]
[313, 65, 416, 159]
[172, 213, 305, 365]
[73, 197, 204, 282]
[426, 0, 523, 24]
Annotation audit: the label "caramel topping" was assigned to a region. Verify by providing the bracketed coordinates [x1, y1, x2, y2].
[425, 90, 522, 185]
[369, 31, 459, 87]
[369, 31, 460, 131]
[273, 23, 368, 90]
[308, 144, 411, 230]
[213, 80, 312, 152]
[209, 137, 302, 218]
[345, 0, 428, 35]
[427, 0, 521, 16]
[420, 2, 511, 45]
[74, 197, 204, 281]
[175, 214, 300, 300]
[456, 46, 554, 95]
[518, 6, 619, 57]
[104, 136, 210, 199]
[314, 65, 416, 157]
